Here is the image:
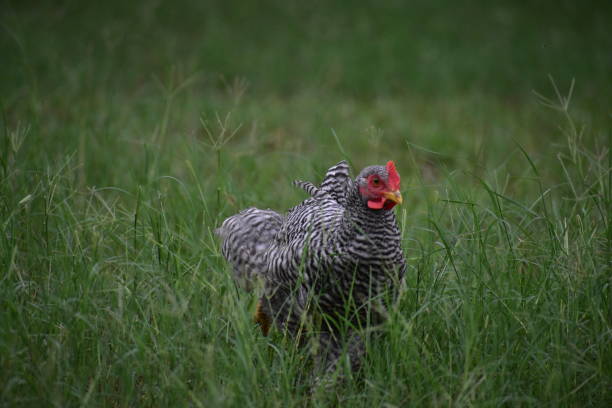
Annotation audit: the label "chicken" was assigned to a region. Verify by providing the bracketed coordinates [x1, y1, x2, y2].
[217, 160, 406, 373]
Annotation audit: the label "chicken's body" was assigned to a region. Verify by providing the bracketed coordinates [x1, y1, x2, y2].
[217, 161, 406, 373]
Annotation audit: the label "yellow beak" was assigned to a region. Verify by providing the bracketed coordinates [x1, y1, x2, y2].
[383, 190, 403, 205]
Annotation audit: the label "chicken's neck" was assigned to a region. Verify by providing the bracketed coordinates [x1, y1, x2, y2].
[340, 186, 398, 240]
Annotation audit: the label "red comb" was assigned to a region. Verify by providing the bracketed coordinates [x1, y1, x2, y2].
[386, 161, 400, 190]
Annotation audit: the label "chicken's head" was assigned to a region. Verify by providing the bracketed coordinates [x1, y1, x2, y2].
[356, 161, 403, 210]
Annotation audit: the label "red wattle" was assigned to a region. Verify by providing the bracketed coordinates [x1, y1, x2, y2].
[383, 200, 397, 210]
[367, 198, 385, 209]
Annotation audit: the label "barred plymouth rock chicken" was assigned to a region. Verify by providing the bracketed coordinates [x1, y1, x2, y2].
[217, 160, 406, 373]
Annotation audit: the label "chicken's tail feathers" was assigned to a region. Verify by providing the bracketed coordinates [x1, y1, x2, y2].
[319, 160, 351, 206]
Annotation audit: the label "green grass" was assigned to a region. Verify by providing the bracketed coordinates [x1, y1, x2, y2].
[1, 0, 610, 406]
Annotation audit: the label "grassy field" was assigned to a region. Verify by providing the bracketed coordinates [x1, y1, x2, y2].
[1, 1, 610, 406]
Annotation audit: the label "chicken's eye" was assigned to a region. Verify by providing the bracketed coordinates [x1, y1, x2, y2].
[372, 177, 380, 185]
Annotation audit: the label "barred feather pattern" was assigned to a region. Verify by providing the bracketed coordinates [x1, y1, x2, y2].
[318, 160, 350, 206]
[215, 208, 283, 290]
[216, 161, 406, 373]
[293, 160, 350, 205]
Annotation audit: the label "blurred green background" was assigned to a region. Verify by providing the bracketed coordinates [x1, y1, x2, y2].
[2, 0, 610, 192]
[4, 0, 611, 98]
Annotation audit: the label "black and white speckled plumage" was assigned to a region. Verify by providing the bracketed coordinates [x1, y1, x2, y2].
[217, 160, 406, 373]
